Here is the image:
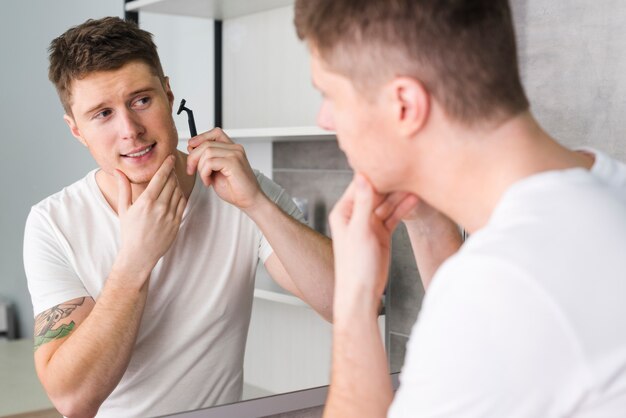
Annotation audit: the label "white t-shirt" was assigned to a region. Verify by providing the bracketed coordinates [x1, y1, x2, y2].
[389, 151, 626, 417]
[24, 170, 302, 418]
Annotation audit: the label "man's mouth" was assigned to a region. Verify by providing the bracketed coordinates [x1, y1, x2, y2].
[122, 144, 155, 158]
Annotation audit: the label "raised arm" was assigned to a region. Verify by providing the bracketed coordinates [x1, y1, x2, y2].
[32, 156, 185, 417]
[187, 129, 335, 321]
[248, 198, 334, 321]
[324, 174, 418, 418]
[372, 191, 463, 290]
[402, 207, 463, 290]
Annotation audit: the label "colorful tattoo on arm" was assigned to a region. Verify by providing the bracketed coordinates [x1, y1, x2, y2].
[34, 298, 85, 351]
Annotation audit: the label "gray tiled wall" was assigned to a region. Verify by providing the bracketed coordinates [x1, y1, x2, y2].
[273, 140, 424, 375]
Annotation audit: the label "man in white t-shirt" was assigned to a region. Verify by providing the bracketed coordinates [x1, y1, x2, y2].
[24, 17, 334, 418]
[294, 1, 626, 417]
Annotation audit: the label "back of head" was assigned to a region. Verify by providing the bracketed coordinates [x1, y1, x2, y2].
[48, 16, 165, 115]
[295, 0, 529, 125]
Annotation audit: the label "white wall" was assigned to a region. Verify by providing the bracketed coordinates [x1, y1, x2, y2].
[139, 12, 215, 134]
[512, 0, 626, 159]
[223, 5, 321, 129]
[0, 1, 123, 338]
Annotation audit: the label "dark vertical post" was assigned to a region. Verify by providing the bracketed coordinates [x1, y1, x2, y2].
[124, 0, 139, 23]
[214, 20, 223, 128]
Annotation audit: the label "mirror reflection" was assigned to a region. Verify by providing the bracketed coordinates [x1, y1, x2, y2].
[21, 12, 336, 418]
[1, 3, 400, 418]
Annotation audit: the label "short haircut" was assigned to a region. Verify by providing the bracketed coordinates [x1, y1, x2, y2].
[48, 16, 165, 115]
[294, 0, 529, 125]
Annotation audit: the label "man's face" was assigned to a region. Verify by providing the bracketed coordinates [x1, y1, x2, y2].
[64, 61, 178, 185]
[311, 51, 395, 190]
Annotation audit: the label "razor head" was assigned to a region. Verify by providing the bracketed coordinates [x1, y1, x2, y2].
[176, 99, 187, 115]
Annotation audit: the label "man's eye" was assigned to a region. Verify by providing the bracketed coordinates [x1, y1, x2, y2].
[133, 96, 151, 108]
[94, 109, 112, 119]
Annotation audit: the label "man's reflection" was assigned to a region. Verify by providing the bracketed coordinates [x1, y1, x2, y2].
[23, 16, 334, 418]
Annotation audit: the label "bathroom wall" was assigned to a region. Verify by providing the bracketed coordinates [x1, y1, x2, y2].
[0, 0, 123, 339]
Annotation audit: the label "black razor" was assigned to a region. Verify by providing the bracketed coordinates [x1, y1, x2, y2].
[177, 99, 197, 138]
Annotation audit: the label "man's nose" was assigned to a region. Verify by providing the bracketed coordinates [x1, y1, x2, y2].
[317, 101, 335, 131]
[119, 109, 145, 140]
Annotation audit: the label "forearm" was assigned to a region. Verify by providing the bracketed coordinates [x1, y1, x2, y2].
[246, 195, 334, 321]
[325, 291, 393, 418]
[41, 269, 149, 417]
[404, 214, 463, 290]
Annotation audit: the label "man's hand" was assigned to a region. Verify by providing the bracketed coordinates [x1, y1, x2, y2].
[329, 174, 418, 317]
[187, 128, 264, 210]
[114, 155, 186, 283]
[377, 191, 463, 290]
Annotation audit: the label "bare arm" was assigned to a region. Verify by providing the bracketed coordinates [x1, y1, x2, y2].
[373, 192, 462, 290]
[403, 211, 463, 290]
[33, 156, 185, 417]
[34, 279, 148, 418]
[187, 129, 334, 321]
[248, 196, 334, 321]
[324, 175, 416, 418]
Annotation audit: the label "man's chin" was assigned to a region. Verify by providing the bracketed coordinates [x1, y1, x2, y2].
[127, 173, 154, 185]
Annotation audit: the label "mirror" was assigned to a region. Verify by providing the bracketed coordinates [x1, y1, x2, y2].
[0, 4, 353, 418]
[7, 0, 621, 417]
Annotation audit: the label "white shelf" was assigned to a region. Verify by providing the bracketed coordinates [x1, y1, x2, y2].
[253, 289, 309, 308]
[227, 126, 335, 142]
[177, 126, 335, 143]
[126, 0, 295, 20]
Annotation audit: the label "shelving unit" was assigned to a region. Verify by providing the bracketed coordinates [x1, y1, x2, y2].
[125, 0, 294, 19]
[128, 0, 328, 144]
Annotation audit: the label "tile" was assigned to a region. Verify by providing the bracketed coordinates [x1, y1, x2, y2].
[273, 170, 353, 236]
[273, 140, 351, 171]
[389, 332, 410, 374]
[387, 224, 425, 336]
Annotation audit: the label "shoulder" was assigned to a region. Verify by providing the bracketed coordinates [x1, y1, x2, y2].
[588, 148, 626, 192]
[26, 171, 106, 244]
[253, 170, 305, 221]
[393, 253, 586, 416]
[254, 170, 284, 199]
[29, 171, 98, 219]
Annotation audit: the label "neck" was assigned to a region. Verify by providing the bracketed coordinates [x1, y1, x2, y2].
[407, 110, 592, 233]
[96, 151, 195, 214]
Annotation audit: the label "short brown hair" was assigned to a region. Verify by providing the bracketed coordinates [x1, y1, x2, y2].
[295, 0, 529, 124]
[48, 16, 165, 115]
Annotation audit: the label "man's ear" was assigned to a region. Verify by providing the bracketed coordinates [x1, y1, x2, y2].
[388, 77, 430, 138]
[63, 114, 88, 147]
[163, 76, 174, 109]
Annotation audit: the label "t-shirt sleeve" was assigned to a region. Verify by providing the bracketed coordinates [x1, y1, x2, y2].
[388, 255, 581, 418]
[254, 170, 306, 262]
[23, 207, 90, 316]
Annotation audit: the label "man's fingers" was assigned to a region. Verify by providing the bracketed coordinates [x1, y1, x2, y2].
[187, 141, 245, 175]
[186, 142, 208, 175]
[145, 155, 176, 200]
[187, 127, 234, 149]
[374, 192, 411, 220]
[384, 194, 420, 231]
[175, 192, 187, 221]
[158, 171, 178, 203]
[115, 169, 132, 216]
[351, 173, 376, 227]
